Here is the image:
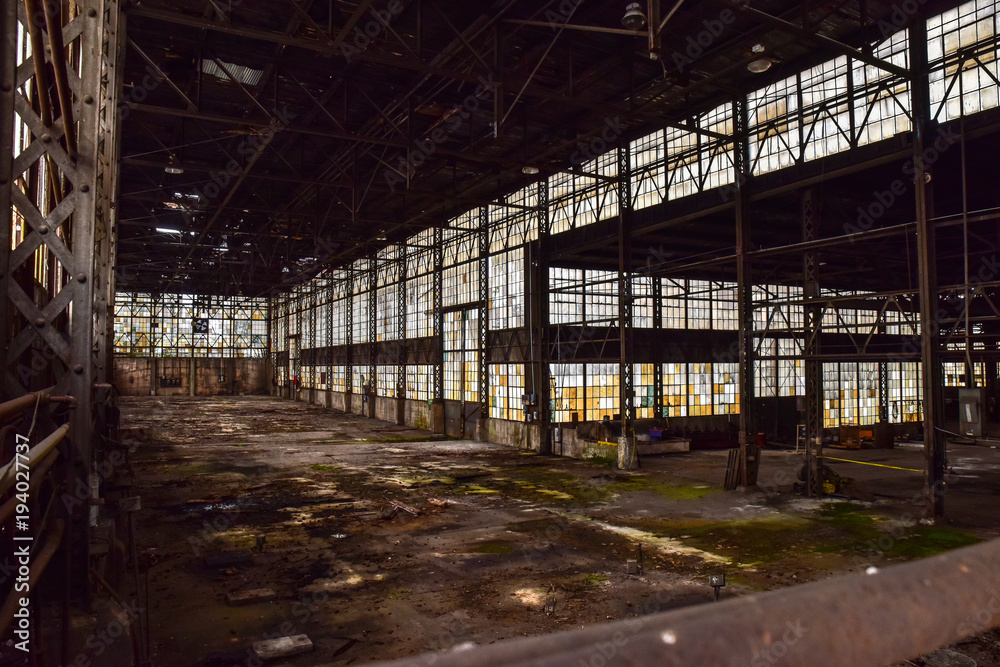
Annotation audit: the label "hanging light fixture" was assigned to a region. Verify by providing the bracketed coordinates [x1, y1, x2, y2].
[164, 153, 184, 175]
[621, 2, 648, 31]
[748, 43, 772, 73]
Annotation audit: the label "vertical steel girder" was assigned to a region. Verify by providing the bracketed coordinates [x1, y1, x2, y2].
[802, 188, 823, 496]
[345, 265, 353, 393]
[368, 261, 377, 405]
[432, 226, 443, 401]
[1, 0, 122, 604]
[618, 145, 635, 469]
[734, 97, 754, 487]
[911, 19, 946, 520]
[534, 180, 551, 449]
[397, 246, 407, 399]
[478, 207, 489, 420]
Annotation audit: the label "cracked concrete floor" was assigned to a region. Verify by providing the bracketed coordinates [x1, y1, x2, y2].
[114, 396, 1000, 667]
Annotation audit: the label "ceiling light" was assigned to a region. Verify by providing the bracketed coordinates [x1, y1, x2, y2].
[748, 44, 772, 73]
[155, 227, 182, 234]
[164, 154, 184, 175]
[621, 2, 647, 31]
[522, 165, 540, 175]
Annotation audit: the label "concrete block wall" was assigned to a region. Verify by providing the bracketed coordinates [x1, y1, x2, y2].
[114, 357, 269, 396]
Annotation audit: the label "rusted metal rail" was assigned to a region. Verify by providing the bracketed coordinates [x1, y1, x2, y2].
[371, 538, 1000, 667]
[0, 423, 69, 496]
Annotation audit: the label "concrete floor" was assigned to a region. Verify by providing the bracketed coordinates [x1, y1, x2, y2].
[114, 396, 1000, 666]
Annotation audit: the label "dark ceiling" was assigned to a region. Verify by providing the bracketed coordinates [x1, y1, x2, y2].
[116, 0, 953, 297]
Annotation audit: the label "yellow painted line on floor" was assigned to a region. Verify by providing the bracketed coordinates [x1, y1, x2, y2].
[819, 455, 920, 473]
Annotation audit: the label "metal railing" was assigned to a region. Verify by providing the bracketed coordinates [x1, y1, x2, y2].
[371, 537, 1000, 667]
[0, 391, 73, 639]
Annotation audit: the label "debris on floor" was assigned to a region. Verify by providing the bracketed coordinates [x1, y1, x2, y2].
[252, 634, 313, 660]
[226, 588, 276, 606]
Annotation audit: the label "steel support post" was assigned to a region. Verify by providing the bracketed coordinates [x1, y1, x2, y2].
[734, 97, 754, 487]
[532, 181, 551, 451]
[652, 276, 663, 417]
[397, 246, 407, 400]
[618, 146, 636, 469]
[345, 265, 353, 400]
[803, 188, 823, 496]
[911, 20, 945, 520]
[433, 226, 444, 402]
[1, 0, 122, 606]
[478, 207, 489, 435]
[368, 260, 377, 415]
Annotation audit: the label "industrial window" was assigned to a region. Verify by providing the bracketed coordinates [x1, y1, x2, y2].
[632, 277, 655, 329]
[822, 362, 879, 427]
[888, 362, 922, 423]
[688, 363, 713, 417]
[114, 293, 268, 358]
[406, 365, 433, 401]
[489, 364, 525, 420]
[585, 363, 619, 422]
[352, 292, 369, 344]
[330, 366, 346, 392]
[489, 186, 539, 252]
[548, 152, 619, 235]
[634, 364, 656, 419]
[687, 280, 713, 330]
[665, 124, 700, 200]
[376, 284, 399, 341]
[713, 363, 740, 414]
[489, 248, 525, 330]
[550, 268, 584, 325]
[405, 273, 434, 339]
[800, 56, 851, 161]
[376, 365, 396, 397]
[586, 271, 619, 326]
[442, 310, 478, 403]
[777, 338, 804, 397]
[663, 363, 687, 417]
[699, 102, 736, 191]
[822, 363, 843, 427]
[854, 30, 911, 146]
[858, 362, 879, 425]
[943, 361, 986, 386]
[928, 0, 1000, 122]
[748, 73, 801, 175]
[755, 338, 778, 398]
[550, 363, 584, 423]
[630, 129, 665, 210]
[712, 282, 739, 331]
[662, 279, 686, 329]
[442, 261, 477, 308]
[352, 365, 369, 394]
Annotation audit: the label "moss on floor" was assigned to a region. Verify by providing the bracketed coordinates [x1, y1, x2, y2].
[468, 540, 514, 555]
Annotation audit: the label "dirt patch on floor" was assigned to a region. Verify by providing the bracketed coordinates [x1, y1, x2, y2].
[110, 397, 998, 666]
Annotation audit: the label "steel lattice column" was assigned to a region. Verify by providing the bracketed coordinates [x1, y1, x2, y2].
[802, 188, 823, 496]
[1, 0, 123, 605]
[531, 180, 551, 451]
[734, 97, 754, 487]
[368, 260, 377, 414]
[478, 207, 489, 430]
[345, 265, 353, 398]
[433, 226, 443, 402]
[617, 145, 635, 469]
[397, 245, 407, 400]
[911, 19, 945, 519]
